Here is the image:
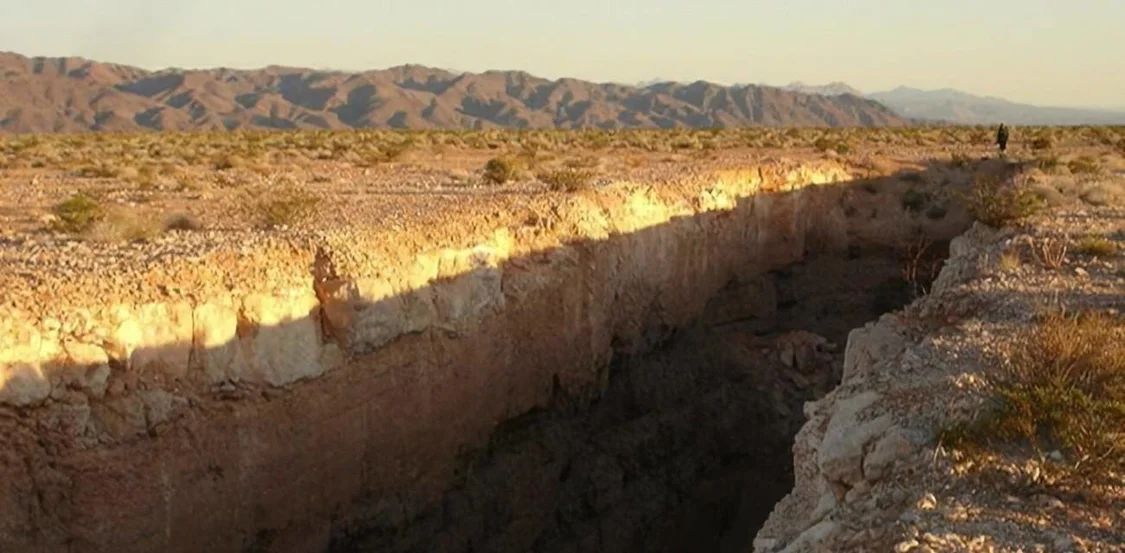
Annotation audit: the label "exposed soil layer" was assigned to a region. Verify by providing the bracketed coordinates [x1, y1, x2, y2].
[328, 250, 945, 553]
[0, 157, 973, 553]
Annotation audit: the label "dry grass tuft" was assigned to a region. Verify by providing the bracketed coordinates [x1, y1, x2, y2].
[998, 250, 1023, 272]
[538, 168, 598, 192]
[1077, 236, 1118, 258]
[945, 310, 1125, 478]
[86, 210, 162, 243]
[1029, 237, 1069, 270]
[1067, 156, 1102, 176]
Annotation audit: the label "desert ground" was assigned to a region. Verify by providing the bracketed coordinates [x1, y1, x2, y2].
[1, 126, 1121, 237]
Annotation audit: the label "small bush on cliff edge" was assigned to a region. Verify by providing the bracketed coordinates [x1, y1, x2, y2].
[944, 309, 1125, 477]
[962, 174, 1044, 228]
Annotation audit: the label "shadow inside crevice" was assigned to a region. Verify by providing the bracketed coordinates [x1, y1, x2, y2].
[0, 156, 1014, 553]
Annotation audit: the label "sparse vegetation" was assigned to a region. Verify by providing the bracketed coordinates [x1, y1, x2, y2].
[1029, 237, 1068, 270]
[901, 189, 930, 212]
[900, 236, 943, 299]
[539, 168, 598, 192]
[1077, 236, 1118, 257]
[1067, 156, 1101, 175]
[998, 250, 1022, 272]
[51, 192, 105, 233]
[483, 156, 519, 184]
[962, 175, 1045, 228]
[950, 151, 974, 168]
[164, 213, 202, 232]
[944, 309, 1125, 477]
[249, 185, 322, 228]
[1030, 136, 1054, 151]
[1034, 154, 1060, 172]
[86, 210, 162, 243]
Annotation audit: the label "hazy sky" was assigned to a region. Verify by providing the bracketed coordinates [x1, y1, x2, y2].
[2, 0, 1122, 108]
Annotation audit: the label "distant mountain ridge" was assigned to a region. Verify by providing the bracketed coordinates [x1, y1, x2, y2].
[868, 86, 1125, 126]
[782, 81, 865, 97]
[0, 52, 905, 133]
[750, 79, 1125, 126]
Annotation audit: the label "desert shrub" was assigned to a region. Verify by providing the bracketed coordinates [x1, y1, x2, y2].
[901, 189, 930, 212]
[950, 151, 974, 168]
[900, 237, 943, 299]
[51, 192, 105, 233]
[539, 168, 597, 192]
[1030, 136, 1054, 151]
[563, 155, 601, 169]
[1068, 156, 1101, 175]
[946, 310, 1125, 476]
[252, 185, 321, 228]
[1034, 154, 1060, 172]
[813, 137, 850, 154]
[86, 210, 162, 243]
[925, 203, 948, 220]
[483, 157, 519, 184]
[379, 139, 413, 162]
[163, 213, 202, 232]
[74, 163, 121, 179]
[624, 155, 646, 168]
[213, 154, 245, 171]
[1077, 236, 1118, 257]
[1029, 237, 1068, 270]
[962, 175, 1044, 228]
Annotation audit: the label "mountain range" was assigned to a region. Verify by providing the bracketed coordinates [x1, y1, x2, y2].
[781, 81, 865, 98]
[0, 52, 905, 133]
[866, 87, 1125, 126]
[744, 80, 1125, 126]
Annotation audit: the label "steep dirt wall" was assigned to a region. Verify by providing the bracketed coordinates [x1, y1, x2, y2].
[0, 160, 969, 553]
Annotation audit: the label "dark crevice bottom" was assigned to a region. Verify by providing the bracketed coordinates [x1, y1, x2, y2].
[327, 248, 946, 553]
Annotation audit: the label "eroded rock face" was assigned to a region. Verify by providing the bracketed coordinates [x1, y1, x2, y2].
[752, 224, 999, 553]
[0, 161, 965, 553]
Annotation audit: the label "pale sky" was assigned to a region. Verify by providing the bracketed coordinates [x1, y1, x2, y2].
[1, 0, 1122, 108]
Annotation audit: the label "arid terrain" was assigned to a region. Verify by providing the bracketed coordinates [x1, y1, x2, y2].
[0, 52, 906, 133]
[1, 125, 1124, 553]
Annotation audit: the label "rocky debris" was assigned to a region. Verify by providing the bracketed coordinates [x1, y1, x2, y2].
[755, 201, 1125, 552]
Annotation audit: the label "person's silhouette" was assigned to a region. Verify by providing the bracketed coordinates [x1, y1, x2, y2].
[996, 123, 1010, 154]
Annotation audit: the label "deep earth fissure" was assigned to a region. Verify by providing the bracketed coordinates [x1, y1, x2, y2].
[327, 246, 945, 553]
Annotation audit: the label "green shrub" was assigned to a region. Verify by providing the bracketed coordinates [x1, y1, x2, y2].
[1077, 236, 1118, 257]
[483, 157, 519, 184]
[51, 193, 105, 233]
[944, 310, 1125, 477]
[962, 175, 1045, 228]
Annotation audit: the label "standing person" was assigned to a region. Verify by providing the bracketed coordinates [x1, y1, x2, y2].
[996, 123, 1010, 154]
